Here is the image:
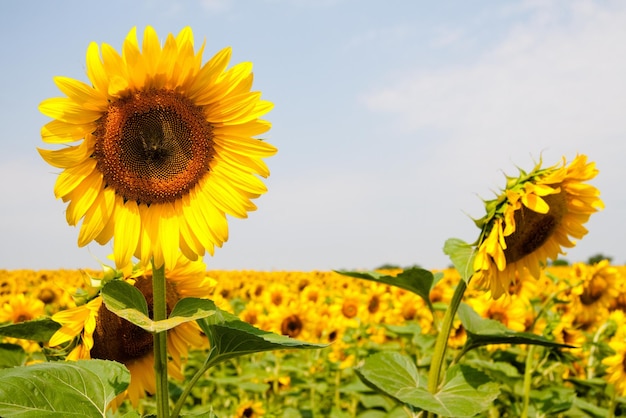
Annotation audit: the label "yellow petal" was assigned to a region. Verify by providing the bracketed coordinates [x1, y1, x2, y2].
[39, 97, 103, 124]
[521, 193, 549, 214]
[159, 203, 180, 270]
[53, 76, 108, 110]
[37, 141, 92, 169]
[65, 171, 103, 226]
[53, 159, 97, 199]
[41, 120, 94, 144]
[113, 197, 140, 268]
[78, 187, 115, 247]
[86, 42, 109, 94]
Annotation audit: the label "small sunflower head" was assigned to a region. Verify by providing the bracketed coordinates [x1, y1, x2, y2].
[473, 155, 603, 299]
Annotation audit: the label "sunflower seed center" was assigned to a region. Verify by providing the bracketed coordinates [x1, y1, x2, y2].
[503, 190, 567, 264]
[93, 90, 214, 205]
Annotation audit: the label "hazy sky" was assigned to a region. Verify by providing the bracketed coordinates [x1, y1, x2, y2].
[1, 0, 624, 271]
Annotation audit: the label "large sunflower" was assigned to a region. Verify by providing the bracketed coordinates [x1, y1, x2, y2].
[473, 155, 603, 299]
[49, 255, 214, 408]
[39, 26, 276, 269]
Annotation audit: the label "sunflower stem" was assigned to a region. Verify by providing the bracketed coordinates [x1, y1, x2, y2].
[152, 260, 170, 418]
[426, 279, 467, 405]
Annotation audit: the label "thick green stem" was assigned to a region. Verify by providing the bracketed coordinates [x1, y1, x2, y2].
[427, 279, 467, 394]
[152, 261, 170, 418]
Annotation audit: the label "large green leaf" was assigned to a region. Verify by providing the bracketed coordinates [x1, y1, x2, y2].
[458, 303, 575, 351]
[336, 267, 441, 311]
[101, 281, 217, 333]
[0, 359, 129, 417]
[356, 352, 499, 417]
[197, 309, 326, 367]
[0, 318, 61, 342]
[443, 238, 476, 283]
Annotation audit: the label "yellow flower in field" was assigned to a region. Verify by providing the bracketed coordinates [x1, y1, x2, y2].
[49, 256, 213, 407]
[234, 400, 266, 418]
[0, 293, 45, 323]
[38, 26, 276, 269]
[569, 260, 619, 327]
[550, 313, 586, 354]
[602, 311, 626, 396]
[473, 155, 603, 299]
[469, 293, 529, 332]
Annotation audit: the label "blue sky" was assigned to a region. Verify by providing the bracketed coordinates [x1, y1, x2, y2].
[1, 0, 624, 271]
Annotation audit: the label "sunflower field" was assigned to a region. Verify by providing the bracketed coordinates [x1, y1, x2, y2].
[2, 260, 626, 417]
[4, 23, 616, 418]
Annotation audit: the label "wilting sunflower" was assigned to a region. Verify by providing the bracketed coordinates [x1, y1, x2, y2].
[39, 26, 276, 269]
[473, 155, 603, 299]
[49, 255, 214, 407]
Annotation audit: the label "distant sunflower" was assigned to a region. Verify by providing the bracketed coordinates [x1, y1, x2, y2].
[602, 312, 626, 396]
[39, 26, 276, 269]
[234, 400, 266, 418]
[49, 256, 214, 407]
[473, 155, 603, 299]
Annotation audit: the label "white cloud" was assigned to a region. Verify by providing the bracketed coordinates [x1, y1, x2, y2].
[364, 0, 626, 157]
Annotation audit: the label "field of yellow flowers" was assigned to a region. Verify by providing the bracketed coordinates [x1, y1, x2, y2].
[1, 262, 626, 417]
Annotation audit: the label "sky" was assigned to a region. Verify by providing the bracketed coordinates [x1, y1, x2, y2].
[0, 0, 624, 272]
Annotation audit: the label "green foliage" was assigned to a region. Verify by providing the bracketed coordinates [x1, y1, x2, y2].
[587, 253, 613, 264]
[101, 281, 218, 333]
[0, 318, 61, 342]
[457, 303, 574, 353]
[197, 308, 327, 368]
[0, 343, 27, 368]
[337, 267, 442, 313]
[443, 238, 475, 283]
[356, 352, 500, 417]
[0, 360, 129, 417]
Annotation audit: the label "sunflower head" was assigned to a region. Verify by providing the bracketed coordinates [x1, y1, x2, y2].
[473, 155, 603, 299]
[39, 26, 276, 269]
[49, 254, 211, 407]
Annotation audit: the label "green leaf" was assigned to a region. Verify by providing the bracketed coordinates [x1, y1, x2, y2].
[530, 386, 575, 414]
[0, 344, 27, 368]
[355, 351, 426, 397]
[101, 279, 149, 323]
[0, 318, 61, 342]
[197, 309, 326, 367]
[458, 303, 575, 350]
[336, 267, 440, 311]
[443, 238, 476, 283]
[356, 353, 499, 417]
[0, 359, 129, 417]
[101, 281, 217, 333]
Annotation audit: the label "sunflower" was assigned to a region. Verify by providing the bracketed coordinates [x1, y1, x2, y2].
[48, 255, 214, 408]
[568, 260, 619, 328]
[0, 293, 45, 324]
[472, 155, 603, 299]
[602, 310, 626, 396]
[38, 26, 276, 269]
[234, 400, 266, 418]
